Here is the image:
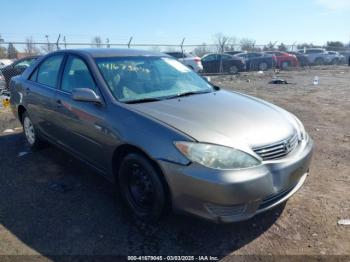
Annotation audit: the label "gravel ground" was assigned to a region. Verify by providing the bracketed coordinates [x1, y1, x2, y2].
[0, 66, 349, 261]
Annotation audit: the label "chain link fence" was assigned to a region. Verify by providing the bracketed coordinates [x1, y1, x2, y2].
[0, 38, 349, 92]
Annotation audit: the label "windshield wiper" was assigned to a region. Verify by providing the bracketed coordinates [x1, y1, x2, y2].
[165, 90, 212, 100]
[123, 97, 163, 104]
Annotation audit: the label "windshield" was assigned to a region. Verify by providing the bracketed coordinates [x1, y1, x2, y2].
[96, 56, 213, 103]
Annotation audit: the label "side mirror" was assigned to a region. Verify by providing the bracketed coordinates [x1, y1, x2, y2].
[71, 88, 102, 104]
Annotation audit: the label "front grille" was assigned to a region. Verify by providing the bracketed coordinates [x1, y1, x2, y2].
[253, 133, 299, 161]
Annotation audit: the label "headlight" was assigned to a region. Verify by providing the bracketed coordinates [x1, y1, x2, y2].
[174, 142, 261, 170]
[290, 114, 307, 140]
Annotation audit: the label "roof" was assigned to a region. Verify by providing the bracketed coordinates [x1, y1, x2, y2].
[61, 48, 168, 58]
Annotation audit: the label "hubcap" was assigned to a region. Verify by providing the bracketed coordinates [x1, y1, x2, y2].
[260, 63, 267, 71]
[127, 163, 154, 210]
[229, 66, 238, 74]
[23, 117, 35, 145]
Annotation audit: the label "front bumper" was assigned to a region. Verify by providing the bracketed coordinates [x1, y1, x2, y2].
[158, 137, 313, 223]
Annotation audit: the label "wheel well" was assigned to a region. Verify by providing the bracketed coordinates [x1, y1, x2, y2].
[18, 105, 26, 123]
[112, 144, 172, 207]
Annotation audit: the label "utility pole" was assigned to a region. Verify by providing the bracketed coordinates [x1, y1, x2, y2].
[63, 36, 67, 49]
[106, 38, 110, 48]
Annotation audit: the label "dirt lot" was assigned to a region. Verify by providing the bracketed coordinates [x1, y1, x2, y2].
[0, 66, 349, 260]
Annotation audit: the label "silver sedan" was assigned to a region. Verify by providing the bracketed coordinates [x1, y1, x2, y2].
[9, 49, 313, 223]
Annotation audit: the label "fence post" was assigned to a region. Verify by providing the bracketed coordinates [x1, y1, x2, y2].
[56, 34, 61, 50]
[128, 37, 133, 48]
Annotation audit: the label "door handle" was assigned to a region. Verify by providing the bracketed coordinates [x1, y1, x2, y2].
[56, 99, 62, 107]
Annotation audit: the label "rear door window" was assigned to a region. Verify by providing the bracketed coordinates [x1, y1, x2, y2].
[37, 55, 64, 88]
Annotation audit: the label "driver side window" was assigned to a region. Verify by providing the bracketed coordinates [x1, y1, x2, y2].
[61, 56, 97, 93]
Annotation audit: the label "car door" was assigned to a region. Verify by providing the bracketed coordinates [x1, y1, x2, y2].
[53, 55, 108, 171]
[202, 54, 218, 73]
[24, 54, 65, 139]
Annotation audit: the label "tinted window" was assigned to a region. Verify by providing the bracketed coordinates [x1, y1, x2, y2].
[202, 55, 217, 62]
[306, 50, 322, 54]
[61, 56, 96, 93]
[37, 55, 64, 88]
[221, 55, 232, 60]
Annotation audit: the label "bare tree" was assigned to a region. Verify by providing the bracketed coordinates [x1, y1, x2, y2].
[240, 38, 256, 52]
[278, 43, 287, 51]
[24, 37, 40, 55]
[91, 36, 103, 48]
[263, 41, 277, 51]
[0, 34, 7, 58]
[213, 33, 232, 53]
[193, 43, 211, 57]
[41, 35, 55, 53]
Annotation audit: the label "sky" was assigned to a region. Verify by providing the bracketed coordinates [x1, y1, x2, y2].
[1, 0, 350, 47]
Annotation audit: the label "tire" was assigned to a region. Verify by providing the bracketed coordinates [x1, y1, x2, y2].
[258, 62, 268, 71]
[118, 152, 168, 222]
[228, 65, 238, 74]
[22, 111, 44, 149]
[281, 61, 290, 70]
[331, 59, 339, 65]
[314, 58, 324, 66]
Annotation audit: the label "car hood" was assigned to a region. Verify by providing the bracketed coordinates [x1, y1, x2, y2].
[131, 90, 297, 152]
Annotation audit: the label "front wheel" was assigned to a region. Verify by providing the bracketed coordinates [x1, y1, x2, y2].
[22, 111, 44, 149]
[118, 153, 168, 221]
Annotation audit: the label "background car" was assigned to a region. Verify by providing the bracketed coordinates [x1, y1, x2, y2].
[0, 56, 39, 89]
[287, 51, 309, 67]
[201, 53, 245, 74]
[297, 48, 331, 65]
[0, 59, 13, 69]
[325, 51, 345, 65]
[165, 52, 203, 72]
[235, 52, 276, 71]
[225, 51, 245, 56]
[264, 51, 299, 69]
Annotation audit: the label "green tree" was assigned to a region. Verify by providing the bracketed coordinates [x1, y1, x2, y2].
[7, 43, 18, 59]
[193, 43, 211, 57]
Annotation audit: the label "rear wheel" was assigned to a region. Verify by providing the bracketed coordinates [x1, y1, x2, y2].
[281, 61, 290, 70]
[228, 65, 238, 74]
[22, 111, 44, 149]
[331, 59, 339, 65]
[258, 62, 268, 71]
[118, 153, 168, 221]
[314, 58, 324, 65]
